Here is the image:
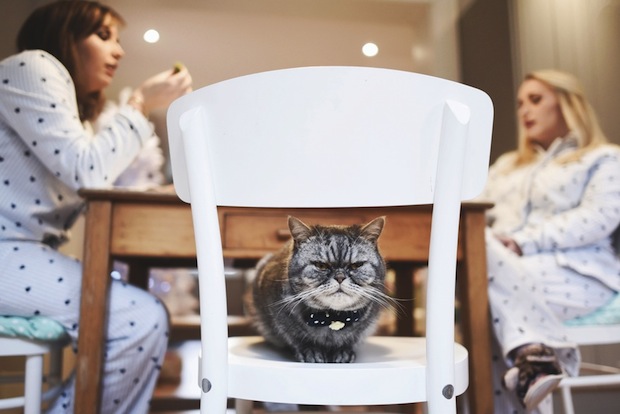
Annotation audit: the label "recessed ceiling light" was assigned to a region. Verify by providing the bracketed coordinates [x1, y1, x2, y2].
[362, 42, 379, 57]
[411, 45, 427, 61]
[143, 29, 160, 44]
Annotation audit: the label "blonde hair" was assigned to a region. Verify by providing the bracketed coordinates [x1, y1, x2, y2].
[512, 69, 608, 167]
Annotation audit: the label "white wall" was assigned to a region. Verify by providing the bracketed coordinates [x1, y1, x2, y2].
[509, 0, 620, 144]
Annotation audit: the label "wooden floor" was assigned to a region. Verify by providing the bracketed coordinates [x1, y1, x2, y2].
[150, 340, 201, 413]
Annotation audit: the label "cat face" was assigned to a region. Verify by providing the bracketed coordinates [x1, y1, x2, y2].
[287, 216, 386, 311]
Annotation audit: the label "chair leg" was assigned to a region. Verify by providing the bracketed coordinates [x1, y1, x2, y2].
[48, 345, 64, 386]
[560, 385, 575, 414]
[42, 345, 65, 403]
[235, 398, 254, 414]
[24, 354, 43, 414]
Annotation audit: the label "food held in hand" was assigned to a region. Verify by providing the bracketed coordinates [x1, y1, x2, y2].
[172, 62, 184, 74]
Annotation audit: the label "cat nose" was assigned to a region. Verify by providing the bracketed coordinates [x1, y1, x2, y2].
[334, 271, 346, 284]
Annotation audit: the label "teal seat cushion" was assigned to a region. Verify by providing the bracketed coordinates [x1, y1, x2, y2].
[0, 315, 68, 341]
[565, 293, 620, 326]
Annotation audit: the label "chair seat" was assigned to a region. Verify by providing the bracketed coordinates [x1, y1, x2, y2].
[564, 323, 620, 345]
[0, 336, 69, 357]
[225, 336, 469, 405]
[563, 294, 620, 345]
[556, 296, 620, 412]
[0, 316, 68, 341]
[564, 293, 620, 327]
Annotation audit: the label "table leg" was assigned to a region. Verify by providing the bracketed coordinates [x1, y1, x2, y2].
[391, 262, 415, 337]
[125, 259, 152, 290]
[75, 200, 113, 414]
[458, 211, 493, 414]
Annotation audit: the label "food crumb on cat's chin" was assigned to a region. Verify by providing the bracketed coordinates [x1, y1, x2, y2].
[329, 321, 345, 331]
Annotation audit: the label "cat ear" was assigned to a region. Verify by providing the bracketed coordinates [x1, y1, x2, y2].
[360, 216, 385, 243]
[288, 216, 313, 243]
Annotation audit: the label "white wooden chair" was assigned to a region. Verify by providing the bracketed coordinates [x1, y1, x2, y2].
[556, 294, 620, 414]
[0, 317, 69, 414]
[166, 66, 494, 414]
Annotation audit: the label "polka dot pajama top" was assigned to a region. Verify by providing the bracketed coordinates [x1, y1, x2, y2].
[480, 135, 620, 413]
[0, 50, 170, 413]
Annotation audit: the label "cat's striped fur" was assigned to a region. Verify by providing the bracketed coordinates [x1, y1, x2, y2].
[245, 216, 390, 363]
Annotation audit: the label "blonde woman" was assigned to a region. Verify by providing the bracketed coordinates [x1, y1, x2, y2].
[481, 69, 620, 413]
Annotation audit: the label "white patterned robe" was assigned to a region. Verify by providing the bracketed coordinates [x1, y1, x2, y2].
[0, 50, 169, 414]
[479, 135, 620, 413]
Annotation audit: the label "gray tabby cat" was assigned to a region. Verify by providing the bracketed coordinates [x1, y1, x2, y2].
[245, 216, 390, 363]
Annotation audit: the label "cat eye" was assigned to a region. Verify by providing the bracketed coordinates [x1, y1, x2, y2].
[312, 261, 330, 271]
[349, 262, 365, 270]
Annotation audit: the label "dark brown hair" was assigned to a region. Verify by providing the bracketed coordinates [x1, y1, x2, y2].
[17, 0, 125, 121]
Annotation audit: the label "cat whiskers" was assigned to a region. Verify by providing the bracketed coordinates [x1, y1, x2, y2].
[350, 285, 405, 315]
[270, 287, 324, 316]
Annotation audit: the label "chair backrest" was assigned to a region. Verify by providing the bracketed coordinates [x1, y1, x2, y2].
[169, 66, 492, 207]
[167, 66, 493, 412]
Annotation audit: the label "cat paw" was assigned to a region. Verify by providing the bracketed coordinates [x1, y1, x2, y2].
[296, 349, 328, 363]
[332, 349, 356, 363]
[295, 349, 356, 363]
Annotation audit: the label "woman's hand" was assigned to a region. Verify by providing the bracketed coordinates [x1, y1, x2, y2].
[129, 66, 193, 115]
[495, 234, 523, 256]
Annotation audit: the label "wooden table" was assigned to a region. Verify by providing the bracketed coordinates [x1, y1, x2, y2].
[74, 188, 493, 414]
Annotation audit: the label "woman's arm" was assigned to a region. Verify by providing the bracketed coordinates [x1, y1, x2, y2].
[0, 50, 152, 190]
[511, 148, 620, 254]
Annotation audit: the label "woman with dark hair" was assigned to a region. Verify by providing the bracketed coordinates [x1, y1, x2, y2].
[482, 69, 620, 413]
[0, 1, 192, 412]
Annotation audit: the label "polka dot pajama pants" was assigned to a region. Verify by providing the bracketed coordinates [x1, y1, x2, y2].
[485, 229, 615, 413]
[0, 241, 170, 414]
